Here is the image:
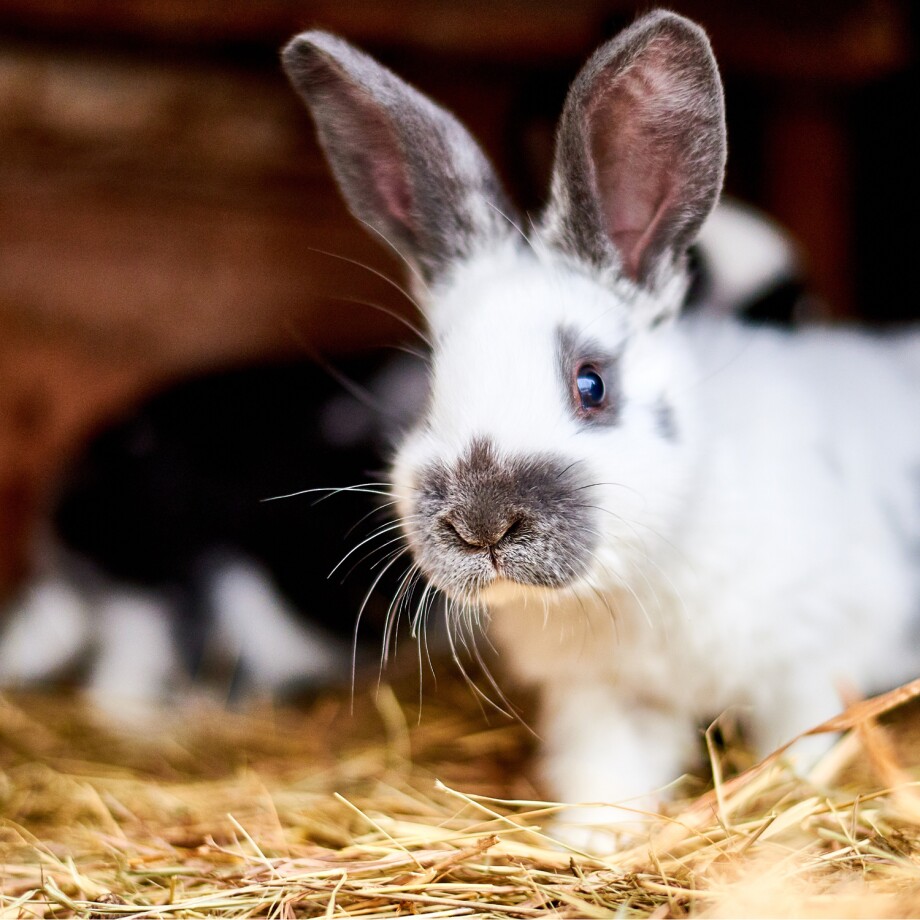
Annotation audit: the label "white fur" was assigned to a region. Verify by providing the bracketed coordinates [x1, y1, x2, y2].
[696, 198, 800, 313]
[0, 549, 350, 715]
[208, 556, 348, 690]
[87, 587, 181, 720]
[0, 559, 181, 718]
[0, 575, 92, 683]
[392, 243, 920, 842]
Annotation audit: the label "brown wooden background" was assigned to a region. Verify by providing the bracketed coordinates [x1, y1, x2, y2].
[1, 0, 917, 595]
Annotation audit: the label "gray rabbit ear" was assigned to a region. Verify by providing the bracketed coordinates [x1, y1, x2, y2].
[282, 32, 515, 286]
[543, 11, 726, 292]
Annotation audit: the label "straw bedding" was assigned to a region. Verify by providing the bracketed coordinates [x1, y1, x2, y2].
[3, 668, 920, 918]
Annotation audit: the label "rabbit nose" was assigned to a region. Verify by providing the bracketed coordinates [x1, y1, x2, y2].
[443, 512, 522, 550]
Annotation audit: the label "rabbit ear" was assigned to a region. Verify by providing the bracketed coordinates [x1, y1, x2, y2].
[543, 11, 725, 294]
[282, 32, 515, 286]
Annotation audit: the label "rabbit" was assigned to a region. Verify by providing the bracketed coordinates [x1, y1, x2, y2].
[0, 353, 430, 716]
[282, 9, 920, 848]
[0, 49, 802, 720]
[0, 216, 795, 720]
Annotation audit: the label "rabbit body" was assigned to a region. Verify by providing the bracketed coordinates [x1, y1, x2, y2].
[282, 8, 920, 839]
[490, 304, 920, 812]
[0, 356, 427, 710]
[389, 241, 920, 816]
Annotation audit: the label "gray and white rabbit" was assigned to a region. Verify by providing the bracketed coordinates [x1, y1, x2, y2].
[283, 10, 920, 846]
[0, 22, 799, 718]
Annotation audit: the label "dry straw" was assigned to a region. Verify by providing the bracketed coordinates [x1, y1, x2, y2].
[3, 673, 920, 918]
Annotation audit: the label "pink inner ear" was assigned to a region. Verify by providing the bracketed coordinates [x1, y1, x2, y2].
[586, 35, 689, 282]
[339, 78, 417, 234]
[371, 157, 414, 229]
[609, 183, 676, 281]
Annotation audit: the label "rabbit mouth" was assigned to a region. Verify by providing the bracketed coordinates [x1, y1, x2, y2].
[477, 576, 565, 607]
[406, 437, 597, 598]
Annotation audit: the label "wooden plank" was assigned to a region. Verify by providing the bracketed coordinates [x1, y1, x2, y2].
[0, 44, 423, 594]
[0, 0, 611, 61]
[0, 0, 909, 78]
[1, 173, 411, 358]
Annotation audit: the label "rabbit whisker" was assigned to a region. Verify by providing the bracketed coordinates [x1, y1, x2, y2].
[329, 520, 411, 579]
[330, 295, 435, 350]
[380, 560, 421, 672]
[350, 547, 410, 707]
[344, 499, 402, 540]
[305, 246, 427, 317]
[445, 594, 518, 722]
[262, 483, 396, 503]
[484, 199, 534, 252]
[354, 215, 432, 297]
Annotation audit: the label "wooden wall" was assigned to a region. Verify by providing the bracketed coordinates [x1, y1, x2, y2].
[0, 0, 916, 593]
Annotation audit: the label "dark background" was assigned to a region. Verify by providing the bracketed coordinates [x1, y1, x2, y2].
[0, 0, 917, 593]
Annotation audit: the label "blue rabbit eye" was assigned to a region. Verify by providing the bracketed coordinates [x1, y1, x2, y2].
[576, 366, 605, 409]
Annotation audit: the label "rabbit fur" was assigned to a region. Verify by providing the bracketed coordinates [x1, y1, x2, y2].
[283, 10, 920, 843]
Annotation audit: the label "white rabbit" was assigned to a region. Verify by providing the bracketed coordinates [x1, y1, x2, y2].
[284, 11, 920, 846]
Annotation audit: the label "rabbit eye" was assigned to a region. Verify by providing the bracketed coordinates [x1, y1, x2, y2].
[576, 366, 606, 409]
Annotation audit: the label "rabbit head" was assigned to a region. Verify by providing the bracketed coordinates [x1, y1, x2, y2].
[283, 11, 725, 608]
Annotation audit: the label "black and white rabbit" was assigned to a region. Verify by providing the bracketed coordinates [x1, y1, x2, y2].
[281, 10, 920, 847]
[0, 354, 429, 711]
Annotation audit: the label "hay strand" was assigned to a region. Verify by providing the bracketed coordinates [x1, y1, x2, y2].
[3, 674, 920, 918]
